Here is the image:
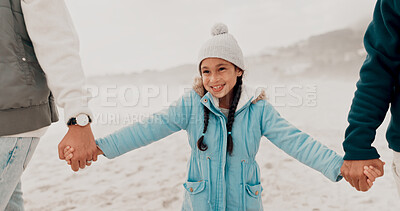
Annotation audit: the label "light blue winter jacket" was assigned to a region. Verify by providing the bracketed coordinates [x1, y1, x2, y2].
[96, 78, 344, 211]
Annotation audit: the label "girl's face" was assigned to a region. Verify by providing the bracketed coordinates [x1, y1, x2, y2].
[200, 58, 243, 100]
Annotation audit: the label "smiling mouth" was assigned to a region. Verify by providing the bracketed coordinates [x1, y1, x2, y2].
[210, 84, 225, 92]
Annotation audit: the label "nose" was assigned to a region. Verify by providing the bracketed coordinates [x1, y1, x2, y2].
[209, 72, 220, 83]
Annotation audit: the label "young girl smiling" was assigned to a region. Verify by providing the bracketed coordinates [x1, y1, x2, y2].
[64, 23, 380, 210]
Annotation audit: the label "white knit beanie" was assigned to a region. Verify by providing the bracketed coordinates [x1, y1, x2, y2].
[198, 23, 245, 71]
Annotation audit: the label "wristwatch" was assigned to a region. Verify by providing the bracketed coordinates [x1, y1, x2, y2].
[67, 114, 92, 126]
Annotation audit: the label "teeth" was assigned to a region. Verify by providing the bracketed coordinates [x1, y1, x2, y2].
[212, 85, 223, 89]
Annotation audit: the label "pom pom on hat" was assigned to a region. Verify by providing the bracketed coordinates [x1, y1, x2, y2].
[211, 23, 228, 36]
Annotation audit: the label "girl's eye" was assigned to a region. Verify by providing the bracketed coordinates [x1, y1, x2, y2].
[219, 67, 225, 71]
[202, 70, 210, 74]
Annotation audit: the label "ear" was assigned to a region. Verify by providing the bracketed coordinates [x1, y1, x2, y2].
[236, 68, 243, 77]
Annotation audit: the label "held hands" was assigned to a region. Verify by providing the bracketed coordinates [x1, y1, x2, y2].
[64, 145, 104, 166]
[363, 166, 382, 188]
[58, 124, 99, 171]
[341, 159, 385, 191]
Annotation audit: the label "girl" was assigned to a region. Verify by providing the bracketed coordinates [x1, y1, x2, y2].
[64, 24, 380, 210]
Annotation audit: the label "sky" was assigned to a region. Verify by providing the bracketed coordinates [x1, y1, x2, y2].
[65, 0, 377, 76]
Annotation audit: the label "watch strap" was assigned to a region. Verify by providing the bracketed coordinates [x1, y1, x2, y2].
[67, 115, 92, 126]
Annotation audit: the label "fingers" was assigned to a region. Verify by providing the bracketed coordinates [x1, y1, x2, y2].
[58, 143, 66, 160]
[79, 160, 86, 169]
[358, 175, 370, 192]
[92, 148, 101, 162]
[341, 167, 356, 188]
[341, 163, 362, 191]
[68, 153, 95, 171]
[88, 146, 102, 163]
[352, 178, 360, 191]
[366, 166, 380, 179]
[370, 166, 382, 177]
[345, 176, 355, 188]
[367, 179, 373, 189]
[64, 147, 74, 166]
[92, 155, 98, 162]
[363, 166, 376, 182]
[67, 159, 91, 168]
[64, 147, 74, 159]
[63, 146, 71, 154]
[376, 161, 385, 176]
[64, 145, 100, 171]
[340, 165, 350, 185]
[365, 164, 382, 190]
[65, 152, 73, 161]
[71, 160, 79, 172]
[65, 146, 91, 170]
[370, 165, 383, 177]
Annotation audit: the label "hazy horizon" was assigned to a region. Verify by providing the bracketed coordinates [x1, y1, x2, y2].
[65, 0, 376, 76]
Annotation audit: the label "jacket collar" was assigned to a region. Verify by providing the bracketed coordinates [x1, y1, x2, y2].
[192, 77, 266, 113]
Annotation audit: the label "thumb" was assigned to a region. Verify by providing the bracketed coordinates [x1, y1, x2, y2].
[58, 143, 66, 160]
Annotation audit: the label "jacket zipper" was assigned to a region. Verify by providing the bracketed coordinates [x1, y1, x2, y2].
[204, 96, 252, 210]
[217, 116, 228, 211]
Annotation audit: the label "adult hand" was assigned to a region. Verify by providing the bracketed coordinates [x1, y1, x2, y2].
[58, 124, 98, 172]
[340, 159, 385, 191]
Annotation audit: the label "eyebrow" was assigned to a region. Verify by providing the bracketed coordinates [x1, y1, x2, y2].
[201, 63, 228, 70]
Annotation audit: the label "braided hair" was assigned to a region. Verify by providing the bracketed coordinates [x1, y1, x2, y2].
[197, 73, 243, 156]
[226, 75, 242, 155]
[197, 93, 210, 151]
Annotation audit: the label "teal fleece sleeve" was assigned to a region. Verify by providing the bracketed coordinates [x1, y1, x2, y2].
[343, 0, 400, 160]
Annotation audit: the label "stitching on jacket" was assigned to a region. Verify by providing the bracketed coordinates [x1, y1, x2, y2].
[0, 101, 51, 112]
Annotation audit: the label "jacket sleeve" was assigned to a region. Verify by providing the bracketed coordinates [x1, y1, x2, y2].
[21, 0, 93, 123]
[96, 91, 194, 159]
[261, 101, 343, 182]
[343, 0, 400, 160]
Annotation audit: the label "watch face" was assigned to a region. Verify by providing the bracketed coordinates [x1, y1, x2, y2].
[76, 114, 89, 126]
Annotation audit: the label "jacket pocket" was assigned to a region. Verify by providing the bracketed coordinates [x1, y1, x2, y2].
[0, 139, 18, 181]
[241, 183, 263, 211]
[182, 180, 210, 211]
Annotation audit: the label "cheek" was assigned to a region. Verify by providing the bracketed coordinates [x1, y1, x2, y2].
[202, 78, 210, 88]
[226, 76, 237, 89]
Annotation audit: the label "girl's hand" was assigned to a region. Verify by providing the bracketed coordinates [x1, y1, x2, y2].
[63, 145, 104, 166]
[63, 146, 75, 165]
[363, 165, 383, 189]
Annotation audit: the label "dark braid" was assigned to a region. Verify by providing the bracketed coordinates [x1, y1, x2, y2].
[197, 89, 210, 151]
[196, 76, 243, 154]
[226, 76, 243, 155]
